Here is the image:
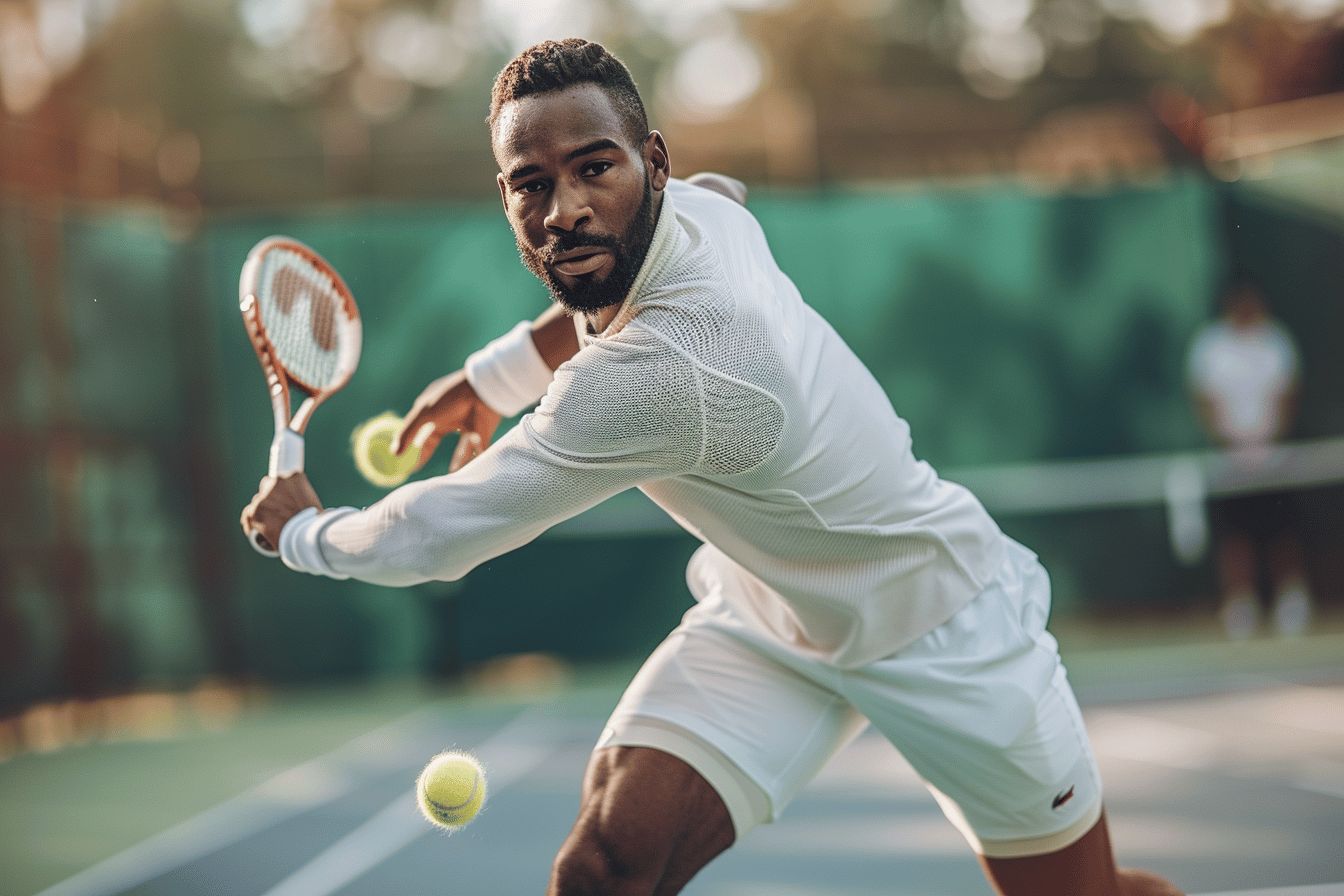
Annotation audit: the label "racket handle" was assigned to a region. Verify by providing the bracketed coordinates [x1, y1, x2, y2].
[268, 428, 306, 477]
[250, 429, 307, 557]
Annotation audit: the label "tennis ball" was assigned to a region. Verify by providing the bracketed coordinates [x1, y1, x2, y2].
[416, 751, 487, 830]
[352, 411, 420, 488]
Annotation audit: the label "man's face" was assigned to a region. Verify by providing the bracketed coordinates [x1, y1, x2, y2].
[493, 84, 669, 314]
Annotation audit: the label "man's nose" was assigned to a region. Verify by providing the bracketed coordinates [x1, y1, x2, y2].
[544, 183, 593, 234]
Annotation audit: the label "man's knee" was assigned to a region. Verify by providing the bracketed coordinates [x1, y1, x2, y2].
[550, 821, 660, 896]
[548, 746, 735, 896]
[1118, 868, 1184, 896]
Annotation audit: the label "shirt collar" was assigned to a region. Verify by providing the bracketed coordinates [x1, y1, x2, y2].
[583, 187, 681, 341]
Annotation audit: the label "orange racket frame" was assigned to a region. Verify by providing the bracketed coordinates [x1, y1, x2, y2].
[239, 236, 361, 556]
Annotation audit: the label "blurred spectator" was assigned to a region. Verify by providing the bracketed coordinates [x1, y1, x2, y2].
[1187, 277, 1313, 638]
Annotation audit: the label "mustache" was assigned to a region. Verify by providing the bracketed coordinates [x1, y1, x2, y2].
[539, 230, 622, 264]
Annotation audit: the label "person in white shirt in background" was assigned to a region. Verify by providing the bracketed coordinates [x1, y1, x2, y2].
[243, 38, 1181, 896]
[1187, 278, 1313, 638]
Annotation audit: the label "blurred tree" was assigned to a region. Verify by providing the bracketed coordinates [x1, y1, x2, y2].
[2, 0, 1340, 203]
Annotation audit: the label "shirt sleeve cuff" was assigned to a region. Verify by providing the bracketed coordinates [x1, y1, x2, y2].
[279, 506, 357, 579]
[463, 321, 555, 417]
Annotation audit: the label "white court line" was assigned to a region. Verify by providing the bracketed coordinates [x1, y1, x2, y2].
[1292, 759, 1344, 801]
[257, 705, 558, 896]
[1194, 884, 1344, 896]
[1089, 697, 1344, 805]
[695, 883, 1344, 896]
[31, 701, 461, 896]
[1088, 710, 1223, 770]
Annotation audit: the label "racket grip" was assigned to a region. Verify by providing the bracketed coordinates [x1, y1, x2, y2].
[269, 428, 306, 477]
[250, 429, 307, 558]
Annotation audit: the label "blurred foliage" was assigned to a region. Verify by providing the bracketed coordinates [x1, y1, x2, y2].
[1, 0, 1341, 205]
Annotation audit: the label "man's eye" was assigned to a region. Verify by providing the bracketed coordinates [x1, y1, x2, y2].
[518, 180, 547, 194]
[583, 161, 613, 176]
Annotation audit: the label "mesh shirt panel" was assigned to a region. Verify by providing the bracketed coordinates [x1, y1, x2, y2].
[622, 222, 789, 479]
[526, 328, 706, 470]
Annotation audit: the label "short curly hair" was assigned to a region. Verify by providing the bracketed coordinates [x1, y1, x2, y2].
[488, 39, 649, 147]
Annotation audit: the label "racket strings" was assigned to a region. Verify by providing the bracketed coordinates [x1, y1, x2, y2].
[273, 265, 337, 352]
[256, 250, 352, 391]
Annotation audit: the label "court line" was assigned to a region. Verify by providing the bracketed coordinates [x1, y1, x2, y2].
[1069, 632, 1344, 707]
[1194, 884, 1344, 896]
[1291, 759, 1344, 801]
[256, 704, 559, 896]
[29, 700, 474, 896]
[692, 883, 1344, 896]
[1088, 684, 1344, 803]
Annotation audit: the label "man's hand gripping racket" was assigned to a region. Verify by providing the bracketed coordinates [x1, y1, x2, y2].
[238, 237, 362, 556]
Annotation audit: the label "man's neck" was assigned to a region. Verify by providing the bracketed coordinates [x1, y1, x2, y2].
[582, 190, 665, 337]
[586, 303, 624, 334]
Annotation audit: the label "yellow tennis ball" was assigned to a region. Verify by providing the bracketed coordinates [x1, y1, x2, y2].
[351, 411, 420, 488]
[416, 751, 487, 830]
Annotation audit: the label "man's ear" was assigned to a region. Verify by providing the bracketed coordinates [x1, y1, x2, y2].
[644, 130, 671, 191]
[496, 172, 509, 212]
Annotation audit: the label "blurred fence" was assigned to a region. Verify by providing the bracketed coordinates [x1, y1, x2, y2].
[3, 172, 1343, 710]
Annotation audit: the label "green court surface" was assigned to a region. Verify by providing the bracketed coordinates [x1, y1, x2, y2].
[3, 624, 1343, 896]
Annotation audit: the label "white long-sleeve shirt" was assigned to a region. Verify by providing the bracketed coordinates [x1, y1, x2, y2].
[281, 179, 1008, 667]
[1187, 318, 1299, 445]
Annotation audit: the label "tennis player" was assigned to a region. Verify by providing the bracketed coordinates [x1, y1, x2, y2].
[242, 39, 1182, 896]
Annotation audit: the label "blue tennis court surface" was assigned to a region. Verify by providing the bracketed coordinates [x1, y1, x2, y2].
[7, 631, 1344, 896]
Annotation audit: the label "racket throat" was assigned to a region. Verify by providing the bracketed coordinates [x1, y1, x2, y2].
[289, 394, 320, 434]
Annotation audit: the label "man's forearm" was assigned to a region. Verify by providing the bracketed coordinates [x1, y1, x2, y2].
[1191, 392, 1222, 443]
[1273, 386, 1299, 440]
[463, 306, 578, 416]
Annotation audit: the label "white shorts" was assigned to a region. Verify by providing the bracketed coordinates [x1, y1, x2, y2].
[597, 539, 1103, 858]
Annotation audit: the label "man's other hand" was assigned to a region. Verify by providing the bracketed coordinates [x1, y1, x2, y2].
[393, 370, 504, 474]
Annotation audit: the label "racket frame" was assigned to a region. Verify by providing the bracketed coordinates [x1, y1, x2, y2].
[239, 236, 361, 555]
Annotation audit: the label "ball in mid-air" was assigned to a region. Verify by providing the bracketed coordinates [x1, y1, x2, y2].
[417, 751, 487, 830]
[351, 411, 420, 488]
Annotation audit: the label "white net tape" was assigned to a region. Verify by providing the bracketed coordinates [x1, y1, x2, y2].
[553, 436, 1344, 562]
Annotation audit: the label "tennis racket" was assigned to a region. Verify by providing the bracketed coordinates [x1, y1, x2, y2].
[239, 236, 362, 556]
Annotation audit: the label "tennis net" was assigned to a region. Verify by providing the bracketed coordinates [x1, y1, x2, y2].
[554, 436, 1344, 566]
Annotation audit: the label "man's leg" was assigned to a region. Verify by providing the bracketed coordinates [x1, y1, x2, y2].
[981, 812, 1182, 896]
[552, 544, 870, 894]
[842, 541, 1183, 896]
[554, 545, 869, 894]
[1268, 532, 1312, 636]
[548, 746, 734, 896]
[1216, 531, 1260, 638]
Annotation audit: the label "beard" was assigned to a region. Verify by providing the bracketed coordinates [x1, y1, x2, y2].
[516, 178, 657, 315]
